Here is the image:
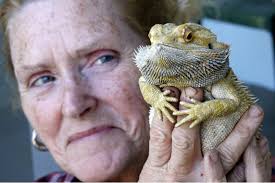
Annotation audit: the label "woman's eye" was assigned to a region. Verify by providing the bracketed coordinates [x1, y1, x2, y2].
[83, 50, 119, 73]
[31, 75, 56, 87]
[94, 55, 115, 65]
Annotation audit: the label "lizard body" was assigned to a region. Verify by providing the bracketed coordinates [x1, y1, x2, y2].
[134, 23, 257, 153]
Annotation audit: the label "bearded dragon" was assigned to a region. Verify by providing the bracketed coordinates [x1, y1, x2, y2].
[134, 23, 257, 153]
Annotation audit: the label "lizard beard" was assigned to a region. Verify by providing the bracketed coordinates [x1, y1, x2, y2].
[135, 44, 230, 87]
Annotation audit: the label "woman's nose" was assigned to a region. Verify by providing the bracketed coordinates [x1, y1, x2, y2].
[62, 79, 97, 118]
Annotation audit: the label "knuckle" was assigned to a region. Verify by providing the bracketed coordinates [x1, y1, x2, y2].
[167, 172, 188, 181]
[255, 158, 266, 169]
[150, 127, 171, 146]
[172, 132, 194, 151]
[228, 170, 245, 182]
[165, 173, 184, 182]
[235, 122, 251, 139]
[166, 176, 180, 182]
[229, 164, 245, 181]
[218, 144, 238, 168]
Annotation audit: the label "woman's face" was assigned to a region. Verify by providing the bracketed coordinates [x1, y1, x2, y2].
[9, 0, 149, 181]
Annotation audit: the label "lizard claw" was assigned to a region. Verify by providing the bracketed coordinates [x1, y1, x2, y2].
[189, 120, 201, 128]
[162, 107, 175, 123]
[179, 101, 195, 108]
[156, 109, 163, 121]
[153, 90, 178, 123]
[175, 100, 209, 128]
[175, 114, 194, 127]
[173, 109, 191, 116]
[163, 90, 178, 103]
[162, 90, 171, 96]
[189, 98, 201, 104]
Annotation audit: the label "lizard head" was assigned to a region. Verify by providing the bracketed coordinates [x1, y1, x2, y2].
[134, 23, 230, 87]
[148, 23, 225, 50]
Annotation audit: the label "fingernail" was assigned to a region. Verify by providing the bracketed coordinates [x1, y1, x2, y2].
[249, 105, 263, 117]
[185, 87, 197, 97]
[260, 137, 268, 147]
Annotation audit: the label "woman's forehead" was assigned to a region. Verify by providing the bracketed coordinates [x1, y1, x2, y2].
[10, 0, 118, 34]
[8, 0, 122, 64]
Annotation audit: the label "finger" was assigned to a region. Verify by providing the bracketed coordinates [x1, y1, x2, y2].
[259, 136, 269, 155]
[204, 150, 227, 182]
[258, 136, 272, 180]
[217, 105, 264, 173]
[226, 161, 245, 182]
[266, 152, 272, 182]
[147, 87, 180, 167]
[168, 87, 203, 174]
[245, 136, 272, 182]
[244, 137, 268, 182]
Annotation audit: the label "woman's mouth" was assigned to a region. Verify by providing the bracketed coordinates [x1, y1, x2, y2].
[68, 125, 115, 145]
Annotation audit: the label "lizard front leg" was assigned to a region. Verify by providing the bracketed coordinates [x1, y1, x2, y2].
[139, 77, 178, 123]
[173, 78, 240, 128]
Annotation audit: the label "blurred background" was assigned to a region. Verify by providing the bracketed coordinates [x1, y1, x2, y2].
[0, 0, 274, 181]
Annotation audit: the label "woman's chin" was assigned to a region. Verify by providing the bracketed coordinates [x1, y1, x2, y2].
[64, 129, 135, 181]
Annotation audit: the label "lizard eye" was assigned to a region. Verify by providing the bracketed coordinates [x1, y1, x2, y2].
[186, 32, 193, 41]
[182, 28, 193, 42]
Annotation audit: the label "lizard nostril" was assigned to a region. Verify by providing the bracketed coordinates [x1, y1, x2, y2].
[208, 43, 213, 49]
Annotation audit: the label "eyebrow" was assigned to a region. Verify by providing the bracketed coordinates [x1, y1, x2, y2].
[73, 33, 122, 58]
[17, 43, 99, 71]
[74, 37, 109, 59]
[19, 63, 53, 72]
[15, 62, 54, 84]
[73, 20, 121, 56]
[17, 34, 120, 73]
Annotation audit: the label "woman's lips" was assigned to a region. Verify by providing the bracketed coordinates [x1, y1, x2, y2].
[68, 126, 115, 145]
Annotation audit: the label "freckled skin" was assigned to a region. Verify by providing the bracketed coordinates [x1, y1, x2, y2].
[9, 0, 149, 181]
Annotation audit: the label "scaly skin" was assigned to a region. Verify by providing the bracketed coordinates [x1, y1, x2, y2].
[134, 23, 257, 153]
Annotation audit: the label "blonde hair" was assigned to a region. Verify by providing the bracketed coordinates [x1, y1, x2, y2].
[0, 0, 201, 107]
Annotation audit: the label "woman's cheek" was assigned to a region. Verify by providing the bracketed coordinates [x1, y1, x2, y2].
[109, 66, 149, 139]
[21, 90, 62, 145]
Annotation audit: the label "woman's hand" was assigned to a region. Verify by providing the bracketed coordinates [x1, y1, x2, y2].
[139, 87, 266, 181]
[205, 136, 272, 182]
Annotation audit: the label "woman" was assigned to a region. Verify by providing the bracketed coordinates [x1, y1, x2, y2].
[0, 0, 271, 181]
